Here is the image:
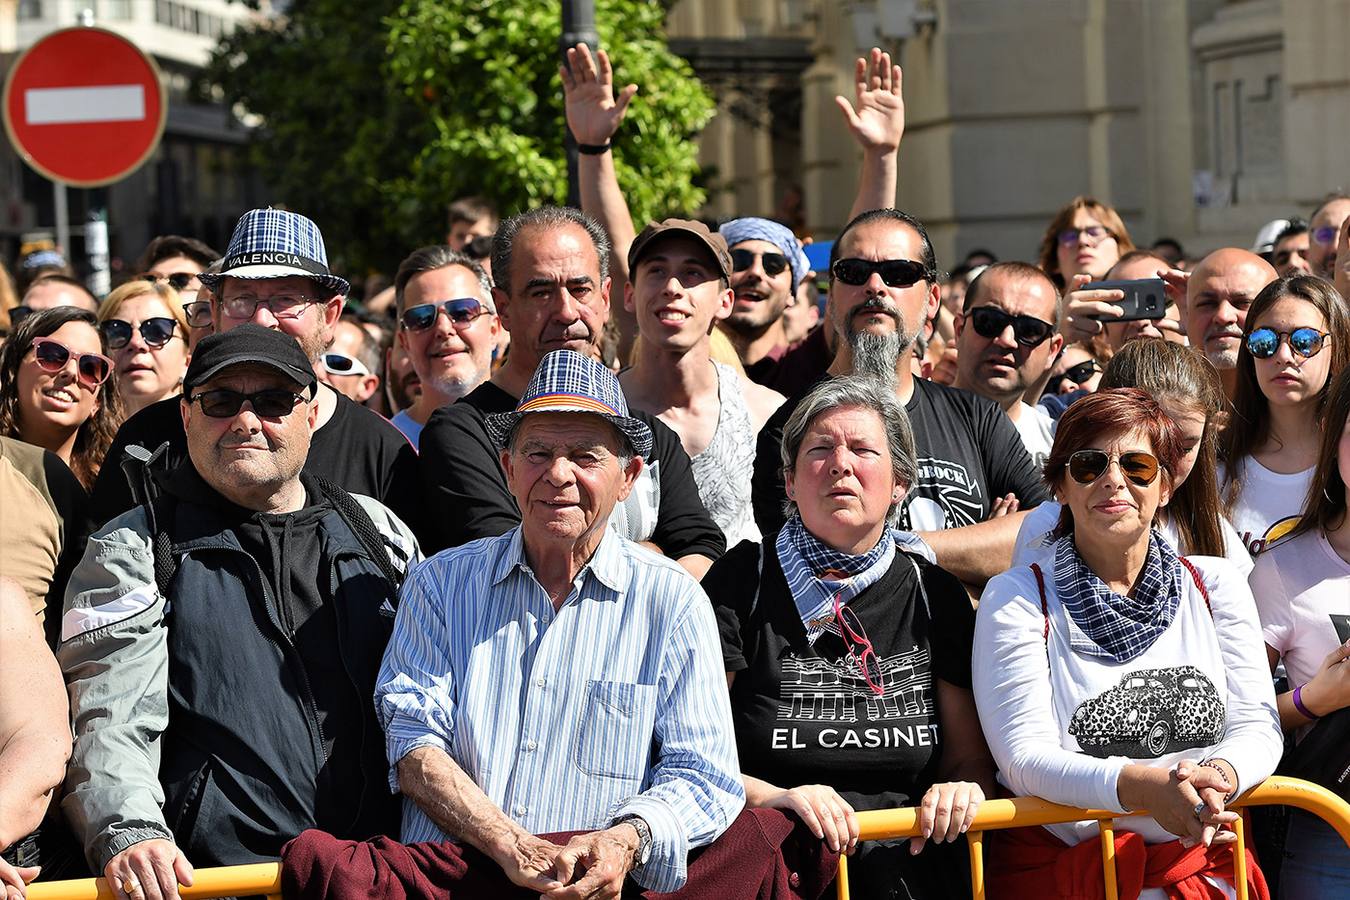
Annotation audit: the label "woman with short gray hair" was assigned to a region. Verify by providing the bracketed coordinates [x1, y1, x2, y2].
[704, 375, 993, 899]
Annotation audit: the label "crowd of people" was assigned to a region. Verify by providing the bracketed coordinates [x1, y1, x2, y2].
[1, 42, 1348, 900]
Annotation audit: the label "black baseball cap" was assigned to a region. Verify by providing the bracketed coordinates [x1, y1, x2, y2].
[183, 324, 318, 397]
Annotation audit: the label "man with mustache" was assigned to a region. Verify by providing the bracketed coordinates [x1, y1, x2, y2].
[751, 208, 1049, 587]
[1306, 191, 1350, 279]
[1180, 248, 1277, 399]
[417, 207, 725, 578]
[60, 325, 420, 900]
[952, 262, 1063, 468]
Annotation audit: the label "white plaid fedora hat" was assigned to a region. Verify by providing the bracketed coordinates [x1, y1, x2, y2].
[486, 350, 653, 458]
[197, 208, 351, 295]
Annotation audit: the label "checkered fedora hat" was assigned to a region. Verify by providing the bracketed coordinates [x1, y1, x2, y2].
[486, 350, 653, 458]
[197, 208, 350, 295]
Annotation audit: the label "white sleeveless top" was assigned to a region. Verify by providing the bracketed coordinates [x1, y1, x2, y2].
[689, 362, 760, 547]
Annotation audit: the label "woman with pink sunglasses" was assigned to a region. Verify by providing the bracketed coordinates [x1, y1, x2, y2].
[0, 307, 122, 489]
[703, 376, 993, 899]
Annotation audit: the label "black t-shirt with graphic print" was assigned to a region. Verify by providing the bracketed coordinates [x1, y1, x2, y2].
[751, 377, 1048, 537]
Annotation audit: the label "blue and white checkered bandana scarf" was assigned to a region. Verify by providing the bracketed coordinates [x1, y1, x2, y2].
[1053, 530, 1181, 663]
[776, 512, 896, 643]
[718, 217, 811, 293]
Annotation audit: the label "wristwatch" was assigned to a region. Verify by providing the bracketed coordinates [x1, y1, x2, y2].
[614, 814, 652, 868]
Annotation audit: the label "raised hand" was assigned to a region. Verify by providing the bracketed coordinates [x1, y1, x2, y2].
[836, 48, 905, 155]
[560, 44, 638, 147]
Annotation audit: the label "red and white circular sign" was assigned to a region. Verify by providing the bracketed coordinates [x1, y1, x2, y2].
[2, 26, 167, 187]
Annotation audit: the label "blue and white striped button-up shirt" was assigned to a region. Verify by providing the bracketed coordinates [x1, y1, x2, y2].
[375, 525, 745, 893]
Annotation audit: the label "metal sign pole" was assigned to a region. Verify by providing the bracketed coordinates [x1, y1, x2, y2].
[53, 181, 69, 262]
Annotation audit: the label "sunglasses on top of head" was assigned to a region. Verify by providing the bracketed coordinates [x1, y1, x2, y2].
[138, 272, 196, 291]
[29, 337, 113, 387]
[101, 317, 179, 350]
[730, 248, 789, 277]
[967, 306, 1055, 348]
[189, 388, 307, 418]
[1245, 327, 1331, 360]
[831, 258, 932, 288]
[1066, 449, 1161, 487]
[400, 298, 488, 332]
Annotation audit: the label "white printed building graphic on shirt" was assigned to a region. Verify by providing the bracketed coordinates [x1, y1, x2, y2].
[900, 457, 985, 530]
[777, 644, 933, 724]
[1068, 666, 1225, 758]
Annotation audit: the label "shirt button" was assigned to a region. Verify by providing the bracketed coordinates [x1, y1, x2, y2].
[524, 739, 537, 751]
[514, 804, 527, 816]
[788, 872, 801, 889]
[536, 677, 546, 687]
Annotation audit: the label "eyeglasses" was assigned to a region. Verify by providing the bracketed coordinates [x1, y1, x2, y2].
[967, 306, 1055, 348]
[322, 352, 371, 377]
[182, 300, 212, 329]
[730, 248, 789, 277]
[8, 306, 34, 328]
[101, 317, 178, 350]
[1045, 359, 1100, 394]
[831, 257, 932, 288]
[29, 337, 113, 387]
[1311, 225, 1339, 246]
[189, 388, 306, 418]
[1057, 225, 1114, 246]
[400, 298, 489, 333]
[832, 589, 884, 696]
[138, 272, 196, 291]
[1246, 326, 1331, 360]
[1067, 449, 1161, 487]
[220, 294, 319, 320]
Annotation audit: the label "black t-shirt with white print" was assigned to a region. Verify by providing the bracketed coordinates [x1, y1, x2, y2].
[752, 377, 1049, 537]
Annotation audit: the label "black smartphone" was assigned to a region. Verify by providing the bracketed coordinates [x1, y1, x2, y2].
[1082, 277, 1169, 321]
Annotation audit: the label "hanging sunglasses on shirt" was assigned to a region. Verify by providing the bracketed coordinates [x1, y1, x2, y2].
[831, 258, 931, 288]
[967, 306, 1055, 348]
[832, 589, 885, 696]
[400, 298, 488, 333]
[730, 248, 789, 277]
[101, 317, 178, 350]
[30, 337, 113, 387]
[1245, 327, 1331, 360]
[189, 388, 306, 418]
[1067, 449, 1161, 487]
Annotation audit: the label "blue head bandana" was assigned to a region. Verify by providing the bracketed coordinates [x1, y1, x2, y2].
[718, 217, 810, 292]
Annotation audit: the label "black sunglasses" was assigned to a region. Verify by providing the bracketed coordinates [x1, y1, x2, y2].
[730, 248, 789, 277]
[189, 388, 306, 418]
[968, 306, 1055, 348]
[831, 257, 931, 288]
[1045, 359, 1100, 394]
[400, 298, 488, 332]
[1245, 327, 1331, 360]
[101, 317, 178, 350]
[139, 272, 196, 291]
[1067, 449, 1160, 487]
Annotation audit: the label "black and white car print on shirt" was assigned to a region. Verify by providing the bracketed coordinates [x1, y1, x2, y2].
[1069, 666, 1225, 758]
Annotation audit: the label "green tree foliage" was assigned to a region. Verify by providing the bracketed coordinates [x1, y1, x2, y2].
[205, 0, 714, 278]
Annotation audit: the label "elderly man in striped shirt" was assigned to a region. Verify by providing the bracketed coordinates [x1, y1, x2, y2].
[375, 349, 744, 897]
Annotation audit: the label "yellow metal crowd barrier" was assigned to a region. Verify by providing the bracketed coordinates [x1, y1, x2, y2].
[22, 777, 1350, 900]
[837, 775, 1350, 900]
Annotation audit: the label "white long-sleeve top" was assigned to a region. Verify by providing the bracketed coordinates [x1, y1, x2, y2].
[973, 554, 1282, 847]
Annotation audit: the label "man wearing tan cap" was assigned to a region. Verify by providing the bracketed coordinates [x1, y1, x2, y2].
[620, 219, 784, 547]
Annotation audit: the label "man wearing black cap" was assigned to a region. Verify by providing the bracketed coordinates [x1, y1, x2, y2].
[59, 325, 420, 900]
[86, 209, 422, 542]
[620, 219, 784, 547]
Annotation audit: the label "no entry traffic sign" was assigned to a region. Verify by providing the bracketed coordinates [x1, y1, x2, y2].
[2, 26, 167, 187]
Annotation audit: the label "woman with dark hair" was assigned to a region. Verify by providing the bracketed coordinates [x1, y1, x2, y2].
[1016, 338, 1248, 573]
[1249, 367, 1350, 896]
[1220, 274, 1350, 557]
[0, 307, 121, 490]
[1037, 196, 1136, 289]
[975, 389, 1282, 898]
[704, 376, 994, 899]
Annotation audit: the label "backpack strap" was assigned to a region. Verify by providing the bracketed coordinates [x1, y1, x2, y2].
[1177, 556, 1213, 618]
[311, 475, 407, 593]
[144, 493, 178, 601]
[1030, 562, 1050, 645]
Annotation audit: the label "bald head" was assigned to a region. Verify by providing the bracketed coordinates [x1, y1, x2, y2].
[1184, 248, 1277, 369]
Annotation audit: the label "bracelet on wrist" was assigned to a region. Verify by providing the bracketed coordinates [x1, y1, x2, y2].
[577, 141, 611, 155]
[1198, 759, 1236, 802]
[1292, 682, 1320, 720]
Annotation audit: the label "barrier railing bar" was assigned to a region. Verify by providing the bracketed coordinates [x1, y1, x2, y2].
[1098, 819, 1119, 900]
[1234, 813, 1248, 900]
[967, 830, 984, 900]
[26, 862, 282, 900]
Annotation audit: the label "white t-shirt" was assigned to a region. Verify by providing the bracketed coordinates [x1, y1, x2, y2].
[1012, 402, 1056, 471]
[1012, 501, 1253, 577]
[1220, 459, 1314, 557]
[1249, 528, 1350, 713]
[973, 555, 1281, 854]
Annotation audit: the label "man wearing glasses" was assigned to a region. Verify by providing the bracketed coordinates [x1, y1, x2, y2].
[952, 262, 1064, 468]
[387, 246, 499, 448]
[87, 209, 423, 545]
[60, 324, 419, 900]
[1306, 192, 1350, 279]
[318, 316, 383, 407]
